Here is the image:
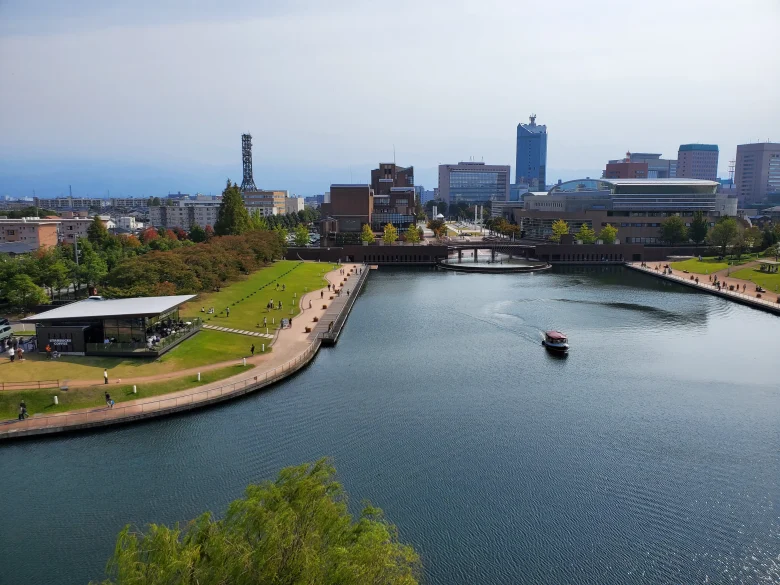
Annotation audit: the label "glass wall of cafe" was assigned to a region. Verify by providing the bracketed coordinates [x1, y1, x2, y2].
[34, 308, 183, 356]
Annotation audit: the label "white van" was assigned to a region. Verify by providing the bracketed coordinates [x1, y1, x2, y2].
[0, 325, 13, 343]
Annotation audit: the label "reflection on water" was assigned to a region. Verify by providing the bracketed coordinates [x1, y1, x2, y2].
[1, 267, 779, 585]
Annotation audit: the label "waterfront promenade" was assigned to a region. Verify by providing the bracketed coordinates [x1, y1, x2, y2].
[627, 262, 780, 316]
[0, 263, 366, 440]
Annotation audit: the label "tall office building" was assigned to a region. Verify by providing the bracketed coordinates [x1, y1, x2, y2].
[734, 143, 780, 204]
[677, 144, 719, 180]
[438, 162, 510, 205]
[515, 114, 548, 189]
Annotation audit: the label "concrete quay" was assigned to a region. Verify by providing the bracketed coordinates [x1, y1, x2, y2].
[626, 263, 780, 316]
[0, 264, 367, 441]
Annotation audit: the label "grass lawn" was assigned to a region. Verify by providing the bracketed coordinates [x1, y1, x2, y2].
[1, 364, 253, 420]
[670, 258, 729, 274]
[729, 267, 780, 293]
[0, 261, 336, 384]
[0, 329, 259, 383]
[180, 260, 336, 332]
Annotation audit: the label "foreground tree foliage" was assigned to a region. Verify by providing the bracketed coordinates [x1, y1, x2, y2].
[660, 215, 689, 245]
[215, 180, 251, 236]
[575, 223, 597, 244]
[94, 460, 420, 585]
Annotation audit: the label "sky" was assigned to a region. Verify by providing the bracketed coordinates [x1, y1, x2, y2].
[0, 0, 778, 197]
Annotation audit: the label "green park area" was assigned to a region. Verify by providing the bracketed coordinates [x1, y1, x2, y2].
[730, 266, 780, 294]
[0, 260, 335, 386]
[669, 257, 729, 274]
[670, 254, 762, 275]
[0, 364, 253, 420]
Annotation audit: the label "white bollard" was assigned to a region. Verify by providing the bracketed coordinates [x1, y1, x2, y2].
[197, 372, 201, 381]
[133, 385, 137, 394]
[273, 318, 275, 324]
[243, 357, 247, 366]
[54, 395, 58, 405]
[266, 327, 268, 334]
[262, 344, 265, 352]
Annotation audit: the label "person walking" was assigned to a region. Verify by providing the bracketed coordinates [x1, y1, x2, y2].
[250, 344, 255, 356]
[9, 346, 15, 362]
[321, 290, 324, 299]
[104, 369, 109, 385]
[105, 392, 114, 408]
[226, 307, 230, 317]
[18, 401, 28, 421]
[289, 317, 293, 328]
[309, 299, 312, 309]
[46, 344, 52, 359]
[263, 316, 267, 326]
[347, 289, 350, 296]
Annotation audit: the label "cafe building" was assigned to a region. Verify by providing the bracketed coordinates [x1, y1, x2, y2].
[23, 295, 198, 357]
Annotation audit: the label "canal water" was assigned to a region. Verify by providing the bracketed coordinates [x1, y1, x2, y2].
[1, 267, 779, 585]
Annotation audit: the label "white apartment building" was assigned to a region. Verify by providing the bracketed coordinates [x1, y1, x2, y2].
[285, 196, 305, 214]
[149, 202, 220, 230]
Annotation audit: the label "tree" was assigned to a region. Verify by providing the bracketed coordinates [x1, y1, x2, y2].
[4, 274, 49, 313]
[550, 219, 569, 243]
[404, 222, 421, 244]
[204, 225, 215, 240]
[87, 215, 110, 245]
[743, 226, 762, 251]
[93, 460, 420, 585]
[189, 224, 207, 243]
[708, 217, 739, 257]
[140, 227, 159, 244]
[426, 219, 446, 239]
[293, 224, 310, 247]
[660, 216, 688, 245]
[689, 211, 709, 245]
[598, 224, 618, 244]
[249, 208, 268, 231]
[575, 223, 597, 244]
[382, 223, 399, 245]
[215, 180, 251, 236]
[360, 223, 375, 244]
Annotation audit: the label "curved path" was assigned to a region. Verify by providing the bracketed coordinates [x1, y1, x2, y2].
[1, 264, 362, 439]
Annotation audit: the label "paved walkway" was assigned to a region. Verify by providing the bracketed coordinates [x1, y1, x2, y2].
[628, 263, 780, 315]
[1, 263, 363, 438]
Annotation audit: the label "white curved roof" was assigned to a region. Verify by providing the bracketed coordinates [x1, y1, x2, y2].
[23, 295, 196, 322]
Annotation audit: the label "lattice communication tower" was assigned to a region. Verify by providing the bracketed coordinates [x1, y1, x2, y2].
[240, 133, 257, 191]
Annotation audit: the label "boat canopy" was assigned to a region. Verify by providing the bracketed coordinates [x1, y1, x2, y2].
[545, 331, 567, 340]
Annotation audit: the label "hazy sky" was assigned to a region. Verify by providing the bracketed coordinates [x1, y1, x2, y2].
[1, 0, 778, 196]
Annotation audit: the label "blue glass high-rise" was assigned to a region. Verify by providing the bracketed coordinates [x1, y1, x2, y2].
[515, 114, 547, 190]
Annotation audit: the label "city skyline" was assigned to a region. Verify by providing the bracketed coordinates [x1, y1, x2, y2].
[1, 0, 778, 197]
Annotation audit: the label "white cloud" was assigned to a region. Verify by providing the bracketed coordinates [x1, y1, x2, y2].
[0, 0, 778, 193]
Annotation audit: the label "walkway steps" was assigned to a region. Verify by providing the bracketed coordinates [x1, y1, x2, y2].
[202, 324, 274, 339]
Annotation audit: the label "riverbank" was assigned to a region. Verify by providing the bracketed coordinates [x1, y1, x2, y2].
[626, 262, 780, 316]
[0, 263, 365, 440]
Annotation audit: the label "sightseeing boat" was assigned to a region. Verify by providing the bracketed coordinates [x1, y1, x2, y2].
[542, 330, 569, 353]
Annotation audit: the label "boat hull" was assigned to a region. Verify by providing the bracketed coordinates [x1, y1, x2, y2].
[542, 340, 569, 352]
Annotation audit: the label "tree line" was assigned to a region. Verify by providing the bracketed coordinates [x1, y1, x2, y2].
[1, 181, 298, 311]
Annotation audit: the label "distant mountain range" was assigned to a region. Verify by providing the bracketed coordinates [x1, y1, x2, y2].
[0, 158, 602, 198]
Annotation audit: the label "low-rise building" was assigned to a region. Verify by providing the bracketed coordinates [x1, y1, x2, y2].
[0, 218, 59, 250]
[243, 190, 287, 215]
[320, 185, 374, 239]
[513, 178, 734, 243]
[149, 202, 220, 230]
[438, 162, 511, 205]
[117, 217, 140, 231]
[284, 196, 305, 214]
[33, 197, 110, 210]
[56, 218, 94, 243]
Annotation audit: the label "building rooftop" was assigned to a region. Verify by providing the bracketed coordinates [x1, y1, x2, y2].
[679, 144, 719, 152]
[601, 178, 719, 187]
[23, 295, 196, 322]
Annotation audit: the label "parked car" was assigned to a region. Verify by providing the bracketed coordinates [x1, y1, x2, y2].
[0, 317, 9, 328]
[0, 324, 13, 343]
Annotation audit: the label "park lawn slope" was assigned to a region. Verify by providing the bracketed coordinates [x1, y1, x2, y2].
[0, 330, 257, 384]
[729, 267, 780, 294]
[181, 259, 336, 333]
[1, 364, 253, 420]
[670, 258, 728, 274]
